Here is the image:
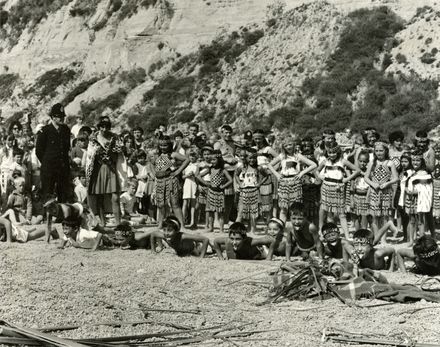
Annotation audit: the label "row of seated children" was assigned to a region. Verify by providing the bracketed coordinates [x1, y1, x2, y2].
[52, 201, 440, 277]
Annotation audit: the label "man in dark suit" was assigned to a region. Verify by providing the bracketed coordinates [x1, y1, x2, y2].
[36, 103, 73, 203]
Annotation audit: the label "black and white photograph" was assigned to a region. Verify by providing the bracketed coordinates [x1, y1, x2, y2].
[1, 0, 440, 346]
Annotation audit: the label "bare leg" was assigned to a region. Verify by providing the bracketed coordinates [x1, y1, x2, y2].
[407, 215, 416, 246]
[0, 217, 12, 243]
[339, 213, 349, 239]
[280, 207, 288, 223]
[171, 203, 184, 229]
[112, 193, 121, 225]
[218, 213, 224, 233]
[157, 207, 165, 229]
[206, 212, 214, 232]
[182, 199, 189, 225]
[250, 216, 257, 234]
[189, 199, 196, 227]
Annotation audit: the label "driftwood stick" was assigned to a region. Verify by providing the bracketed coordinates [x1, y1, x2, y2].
[0, 320, 88, 347]
[220, 270, 272, 287]
[39, 320, 192, 333]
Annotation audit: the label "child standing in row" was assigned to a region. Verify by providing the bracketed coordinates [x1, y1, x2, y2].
[350, 151, 370, 230]
[405, 151, 433, 243]
[182, 149, 199, 229]
[397, 153, 413, 242]
[316, 142, 359, 239]
[199, 150, 232, 233]
[268, 137, 317, 222]
[154, 135, 188, 229]
[365, 141, 398, 243]
[235, 150, 266, 234]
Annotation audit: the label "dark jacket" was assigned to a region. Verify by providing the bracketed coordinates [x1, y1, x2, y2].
[36, 123, 71, 166]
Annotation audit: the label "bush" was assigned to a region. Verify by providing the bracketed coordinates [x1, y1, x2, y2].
[1, 0, 72, 46]
[176, 110, 195, 123]
[127, 107, 168, 134]
[243, 29, 264, 46]
[421, 52, 436, 64]
[395, 53, 407, 64]
[80, 88, 128, 123]
[61, 77, 100, 105]
[0, 73, 19, 100]
[70, 0, 100, 17]
[118, 68, 146, 89]
[25, 68, 78, 98]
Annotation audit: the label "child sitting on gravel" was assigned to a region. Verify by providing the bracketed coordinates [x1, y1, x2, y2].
[58, 216, 103, 251]
[149, 216, 210, 257]
[396, 235, 440, 275]
[213, 222, 270, 260]
[343, 224, 396, 270]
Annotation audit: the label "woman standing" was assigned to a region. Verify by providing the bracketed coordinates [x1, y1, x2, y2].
[85, 116, 126, 226]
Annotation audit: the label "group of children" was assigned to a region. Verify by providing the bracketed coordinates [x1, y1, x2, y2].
[1, 119, 440, 277]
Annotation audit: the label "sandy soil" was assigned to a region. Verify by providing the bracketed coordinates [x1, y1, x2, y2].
[1, 227, 440, 347]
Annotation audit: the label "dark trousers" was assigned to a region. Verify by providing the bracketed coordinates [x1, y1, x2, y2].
[40, 161, 73, 203]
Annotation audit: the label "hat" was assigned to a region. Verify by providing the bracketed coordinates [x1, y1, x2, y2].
[97, 116, 111, 128]
[244, 130, 253, 140]
[221, 124, 232, 132]
[12, 169, 22, 178]
[50, 103, 65, 118]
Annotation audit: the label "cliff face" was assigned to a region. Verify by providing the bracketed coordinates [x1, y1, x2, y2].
[0, 0, 438, 133]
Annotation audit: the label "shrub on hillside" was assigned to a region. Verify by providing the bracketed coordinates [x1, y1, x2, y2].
[420, 52, 436, 64]
[118, 68, 146, 89]
[0, 73, 19, 100]
[70, 0, 100, 17]
[80, 88, 128, 123]
[0, 0, 72, 46]
[61, 77, 100, 105]
[25, 68, 78, 99]
[395, 53, 407, 64]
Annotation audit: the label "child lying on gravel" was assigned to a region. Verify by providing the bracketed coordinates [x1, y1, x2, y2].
[58, 216, 102, 251]
[263, 218, 290, 260]
[396, 235, 440, 275]
[287, 203, 323, 260]
[343, 224, 395, 270]
[104, 221, 153, 249]
[321, 222, 348, 260]
[213, 222, 269, 260]
[149, 216, 210, 257]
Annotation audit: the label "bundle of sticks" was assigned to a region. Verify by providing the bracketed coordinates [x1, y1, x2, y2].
[0, 320, 276, 346]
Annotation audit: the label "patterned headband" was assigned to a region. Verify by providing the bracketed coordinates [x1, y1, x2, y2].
[212, 151, 223, 158]
[415, 136, 428, 142]
[353, 237, 372, 246]
[269, 217, 285, 230]
[159, 138, 172, 145]
[419, 248, 439, 259]
[374, 141, 388, 149]
[166, 218, 181, 230]
[323, 227, 340, 237]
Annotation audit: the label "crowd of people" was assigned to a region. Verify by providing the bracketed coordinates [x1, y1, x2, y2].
[1, 103, 440, 277]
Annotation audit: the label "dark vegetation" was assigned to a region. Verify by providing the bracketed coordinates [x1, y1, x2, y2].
[24, 68, 78, 99]
[61, 77, 100, 105]
[268, 6, 440, 136]
[128, 27, 265, 131]
[0, 73, 19, 100]
[78, 68, 146, 124]
[69, 0, 172, 26]
[0, 0, 72, 46]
